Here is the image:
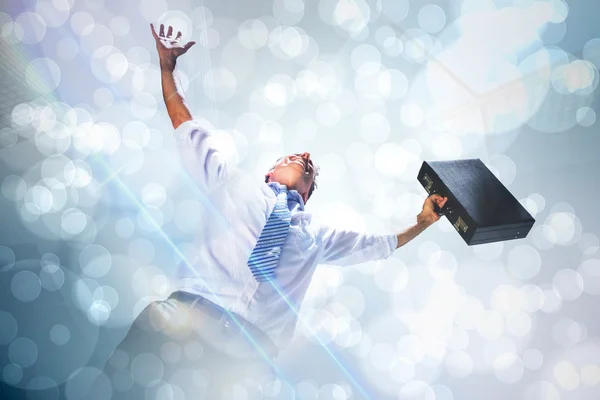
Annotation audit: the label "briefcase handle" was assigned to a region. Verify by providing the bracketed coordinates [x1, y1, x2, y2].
[430, 189, 449, 217]
[434, 202, 446, 216]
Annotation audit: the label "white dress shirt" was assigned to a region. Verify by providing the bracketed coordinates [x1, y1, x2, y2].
[173, 120, 398, 350]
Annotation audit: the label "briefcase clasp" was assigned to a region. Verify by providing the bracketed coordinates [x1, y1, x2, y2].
[453, 217, 468, 233]
[423, 173, 434, 193]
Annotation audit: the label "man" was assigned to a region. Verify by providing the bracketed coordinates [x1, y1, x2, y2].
[100, 24, 448, 399]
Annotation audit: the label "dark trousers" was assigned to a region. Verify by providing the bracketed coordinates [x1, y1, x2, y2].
[99, 292, 278, 399]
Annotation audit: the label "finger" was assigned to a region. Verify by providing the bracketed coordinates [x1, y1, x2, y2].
[150, 23, 160, 41]
[176, 42, 195, 57]
[167, 25, 173, 38]
[176, 31, 182, 40]
[159, 24, 165, 37]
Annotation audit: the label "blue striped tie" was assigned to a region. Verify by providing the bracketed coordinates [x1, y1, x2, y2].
[248, 186, 291, 282]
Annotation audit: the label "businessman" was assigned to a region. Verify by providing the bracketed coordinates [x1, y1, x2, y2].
[100, 24, 448, 399]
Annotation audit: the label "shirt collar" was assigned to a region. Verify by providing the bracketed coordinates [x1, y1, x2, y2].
[267, 181, 305, 212]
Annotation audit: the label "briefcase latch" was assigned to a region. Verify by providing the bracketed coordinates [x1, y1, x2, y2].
[453, 216, 468, 233]
[423, 174, 434, 193]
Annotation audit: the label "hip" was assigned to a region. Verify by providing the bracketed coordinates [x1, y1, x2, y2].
[161, 291, 279, 360]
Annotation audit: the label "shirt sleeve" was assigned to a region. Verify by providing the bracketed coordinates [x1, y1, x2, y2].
[174, 120, 232, 192]
[317, 223, 398, 267]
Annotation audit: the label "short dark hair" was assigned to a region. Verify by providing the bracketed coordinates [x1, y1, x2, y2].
[264, 156, 320, 201]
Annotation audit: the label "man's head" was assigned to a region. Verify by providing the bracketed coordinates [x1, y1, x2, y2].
[264, 152, 319, 204]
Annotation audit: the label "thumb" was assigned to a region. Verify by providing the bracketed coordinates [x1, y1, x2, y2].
[181, 41, 196, 54]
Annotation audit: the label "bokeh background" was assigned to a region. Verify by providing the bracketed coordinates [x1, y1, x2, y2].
[1, 0, 599, 399]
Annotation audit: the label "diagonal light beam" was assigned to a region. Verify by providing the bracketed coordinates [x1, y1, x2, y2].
[187, 2, 376, 396]
[267, 278, 375, 400]
[91, 156, 291, 384]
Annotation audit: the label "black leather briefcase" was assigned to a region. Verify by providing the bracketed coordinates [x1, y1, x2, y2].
[417, 159, 535, 246]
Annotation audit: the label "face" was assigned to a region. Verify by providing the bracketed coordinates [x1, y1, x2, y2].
[265, 152, 315, 203]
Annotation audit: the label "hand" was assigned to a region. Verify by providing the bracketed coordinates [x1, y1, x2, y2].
[417, 194, 448, 226]
[150, 23, 196, 71]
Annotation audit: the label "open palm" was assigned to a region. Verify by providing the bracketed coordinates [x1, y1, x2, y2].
[150, 23, 195, 69]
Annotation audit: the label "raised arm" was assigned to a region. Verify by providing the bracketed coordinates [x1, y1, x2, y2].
[151, 23, 196, 129]
[150, 24, 230, 191]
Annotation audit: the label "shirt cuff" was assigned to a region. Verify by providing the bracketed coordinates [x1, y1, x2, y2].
[174, 119, 210, 141]
[382, 234, 398, 258]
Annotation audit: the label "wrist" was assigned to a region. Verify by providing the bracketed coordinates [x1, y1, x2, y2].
[159, 57, 176, 72]
[416, 213, 434, 228]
